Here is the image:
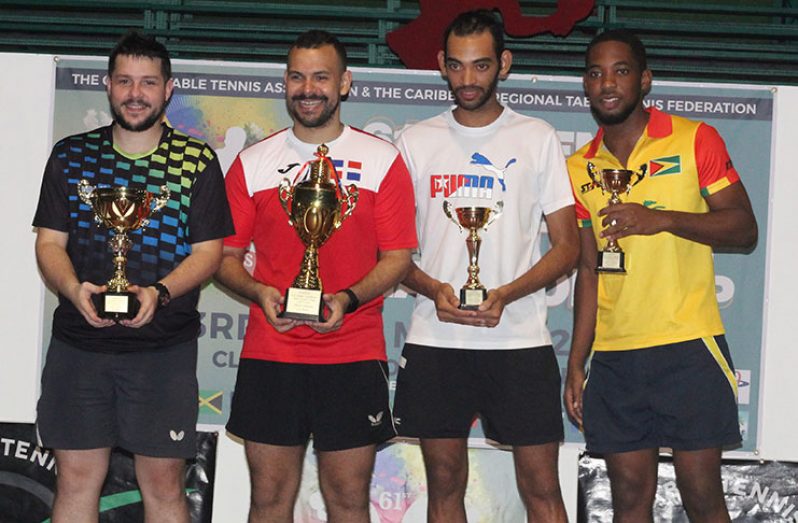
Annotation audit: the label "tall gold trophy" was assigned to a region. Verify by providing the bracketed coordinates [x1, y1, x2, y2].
[77, 179, 170, 320]
[278, 144, 358, 321]
[443, 200, 503, 310]
[586, 162, 646, 273]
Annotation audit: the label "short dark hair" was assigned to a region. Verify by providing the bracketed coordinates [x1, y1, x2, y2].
[443, 9, 505, 59]
[108, 30, 171, 80]
[289, 30, 348, 71]
[586, 29, 648, 72]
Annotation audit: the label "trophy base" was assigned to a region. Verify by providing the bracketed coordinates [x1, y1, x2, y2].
[460, 288, 487, 310]
[93, 291, 139, 321]
[281, 287, 324, 322]
[597, 251, 626, 273]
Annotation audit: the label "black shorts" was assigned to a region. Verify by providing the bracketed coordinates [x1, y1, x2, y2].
[227, 358, 395, 452]
[392, 343, 564, 446]
[583, 336, 742, 454]
[36, 337, 199, 459]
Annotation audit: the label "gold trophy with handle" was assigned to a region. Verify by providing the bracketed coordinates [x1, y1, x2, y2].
[443, 200, 503, 310]
[586, 162, 646, 273]
[78, 179, 170, 320]
[278, 144, 358, 321]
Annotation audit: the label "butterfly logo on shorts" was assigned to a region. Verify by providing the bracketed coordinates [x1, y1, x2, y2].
[170, 430, 185, 441]
[368, 411, 384, 427]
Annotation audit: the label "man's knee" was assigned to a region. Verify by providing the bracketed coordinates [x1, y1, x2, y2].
[425, 457, 468, 496]
[250, 477, 298, 512]
[135, 457, 186, 503]
[677, 476, 727, 519]
[54, 450, 110, 495]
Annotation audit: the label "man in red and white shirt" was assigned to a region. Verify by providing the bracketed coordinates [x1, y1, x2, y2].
[216, 30, 416, 522]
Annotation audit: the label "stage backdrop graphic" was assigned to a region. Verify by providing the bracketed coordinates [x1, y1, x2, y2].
[40, 57, 772, 522]
[47, 58, 771, 451]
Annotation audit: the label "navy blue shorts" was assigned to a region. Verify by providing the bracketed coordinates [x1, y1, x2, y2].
[393, 343, 564, 446]
[583, 336, 742, 453]
[227, 359, 395, 452]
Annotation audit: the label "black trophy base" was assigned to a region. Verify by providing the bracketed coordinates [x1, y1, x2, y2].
[460, 288, 487, 310]
[597, 251, 626, 273]
[281, 287, 324, 322]
[93, 291, 139, 321]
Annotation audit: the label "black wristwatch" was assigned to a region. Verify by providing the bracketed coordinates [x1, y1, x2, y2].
[151, 282, 171, 309]
[340, 288, 359, 314]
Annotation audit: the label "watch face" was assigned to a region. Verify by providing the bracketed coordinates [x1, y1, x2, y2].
[154, 283, 170, 307]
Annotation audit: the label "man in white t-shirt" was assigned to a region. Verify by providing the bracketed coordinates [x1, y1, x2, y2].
[393, 9, 579, 523]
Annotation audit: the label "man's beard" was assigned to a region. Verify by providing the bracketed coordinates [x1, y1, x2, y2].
[449, 72, 499, 111]
[589, 92, 642, 126]
[109, 97, 167, 132]
[287, 94, 339, 128]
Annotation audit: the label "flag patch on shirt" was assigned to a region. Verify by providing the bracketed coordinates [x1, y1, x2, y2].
[649, 155, 681, 177]
[332, 159, 362, 181]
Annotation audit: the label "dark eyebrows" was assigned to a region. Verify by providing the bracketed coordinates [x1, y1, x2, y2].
[586, 60, 634, 70]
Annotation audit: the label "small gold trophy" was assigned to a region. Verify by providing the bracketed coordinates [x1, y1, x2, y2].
[443, 200, 503, 310]
[278, 144, 358, 321]
[586, 162, 646, 273]
[77, 179, 170, 320]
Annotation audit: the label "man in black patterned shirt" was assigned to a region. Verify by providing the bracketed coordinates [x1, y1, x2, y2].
[33, 31, 233, 522]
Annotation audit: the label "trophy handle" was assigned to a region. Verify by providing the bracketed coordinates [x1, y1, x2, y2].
[77, 179, 95, 205]
[336, 184, 359, 229]
[485, 200, 504, 229]
[151, 185, 171, 214]
[586, 162, 601, 192]
[278, 178, 294, 224]
[630, 164, 647, 190]
[443, 200, 462, 232]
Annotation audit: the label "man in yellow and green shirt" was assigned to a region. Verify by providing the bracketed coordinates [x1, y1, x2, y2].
[565, 29, 758, 522]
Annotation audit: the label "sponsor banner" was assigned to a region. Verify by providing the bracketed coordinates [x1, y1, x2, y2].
[0, 423, 216, 522]
[579, 454, 798, 522]
[48, 58, 771, 452]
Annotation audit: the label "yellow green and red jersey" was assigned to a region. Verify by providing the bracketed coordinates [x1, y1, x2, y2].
[567, 107, 741, 351]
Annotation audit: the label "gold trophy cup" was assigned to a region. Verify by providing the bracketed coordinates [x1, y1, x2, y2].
[77, 179, 170, 320]
[586, 162, 646, 273]
[443, 200, 503, 310]
[278, 144, 358, 321]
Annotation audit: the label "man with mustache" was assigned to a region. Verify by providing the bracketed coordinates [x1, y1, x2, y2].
[216, 30, 416, 522]
[392, 10, 577, 522]
[565, 30, 757, 521]
[33, 31, 233, 521]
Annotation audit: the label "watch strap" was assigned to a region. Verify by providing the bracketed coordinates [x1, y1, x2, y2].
[151, 282, 170, 308]
[340, 288, 359, 314]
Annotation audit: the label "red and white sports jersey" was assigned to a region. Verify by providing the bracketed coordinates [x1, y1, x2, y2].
[224, 126, 417, 364]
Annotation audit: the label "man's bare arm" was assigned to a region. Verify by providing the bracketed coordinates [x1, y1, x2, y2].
[600, 182, 757, 249]
[309, 248, 413, 333]
[215, 245, 298, 333]
[564, 227, 599, 427]
[122, 238, 225, 328]
[476, 205, 580, 327]
[35, 227, 114, 328]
